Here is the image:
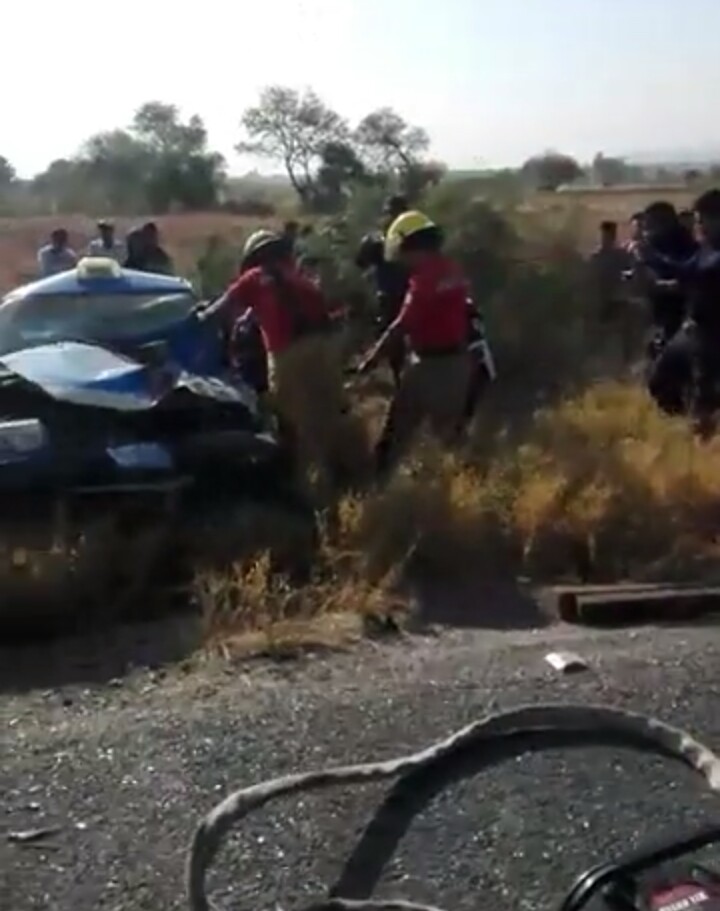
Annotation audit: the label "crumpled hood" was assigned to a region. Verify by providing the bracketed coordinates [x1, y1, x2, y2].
[0, 341, 258, 413]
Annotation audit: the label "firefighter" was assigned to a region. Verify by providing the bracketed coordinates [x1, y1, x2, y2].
[219, 230, 350, 479]
[357, 211, 472, 477]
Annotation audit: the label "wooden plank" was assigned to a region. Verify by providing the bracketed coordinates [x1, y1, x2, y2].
[538, 583, 706, 624]
[574, 587, 720, 626]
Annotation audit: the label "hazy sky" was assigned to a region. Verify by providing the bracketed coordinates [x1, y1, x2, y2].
[4, 0, 719, 177]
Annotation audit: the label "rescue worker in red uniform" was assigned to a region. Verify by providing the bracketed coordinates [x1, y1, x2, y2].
[357, 211, 472, 476]
[221, 230, 329, 365]
[218, 230, 349, 480]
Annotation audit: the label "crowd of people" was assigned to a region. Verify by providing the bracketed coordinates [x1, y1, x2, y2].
[36, 220, 174, 278]
[586, 189, 720, 437]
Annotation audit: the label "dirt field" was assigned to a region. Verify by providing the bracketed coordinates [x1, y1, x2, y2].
[541, 185, 694, 214]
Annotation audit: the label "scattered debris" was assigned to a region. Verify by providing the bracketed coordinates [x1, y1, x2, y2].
[544, 651, 588, 674]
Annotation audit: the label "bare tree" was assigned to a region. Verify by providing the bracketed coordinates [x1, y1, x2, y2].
[236, 86, 349, 203]
[354, 108, 430, 173]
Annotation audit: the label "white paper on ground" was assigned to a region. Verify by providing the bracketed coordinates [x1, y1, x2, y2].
[544, 651, 588, 673]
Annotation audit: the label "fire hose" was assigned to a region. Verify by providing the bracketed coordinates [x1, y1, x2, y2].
[186, 703, 720, 911]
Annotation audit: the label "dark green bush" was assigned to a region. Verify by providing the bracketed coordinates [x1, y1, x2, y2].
[194, 235, 241, 298]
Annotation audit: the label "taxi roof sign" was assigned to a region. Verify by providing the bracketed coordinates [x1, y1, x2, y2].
[1, 263, 194, 307]
[76, 257, 123, 281]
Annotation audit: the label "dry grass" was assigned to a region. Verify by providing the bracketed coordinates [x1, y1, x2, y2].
[350, 380, 720, 587]
[196, 524, 407, 660]
[197, 374, 720, 657]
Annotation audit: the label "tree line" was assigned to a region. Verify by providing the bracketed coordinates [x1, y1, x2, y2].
[1, 87, 717, 217]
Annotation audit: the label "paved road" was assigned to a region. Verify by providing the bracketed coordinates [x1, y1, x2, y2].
[3, 620, 720, 911]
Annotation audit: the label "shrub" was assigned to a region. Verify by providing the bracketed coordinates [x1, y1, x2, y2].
[192, 234, 241, 297]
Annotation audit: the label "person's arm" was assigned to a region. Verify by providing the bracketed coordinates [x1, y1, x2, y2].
[217, 271, 254, 329]
[358, 282, 419, 373]
[624, 243, 661, 296]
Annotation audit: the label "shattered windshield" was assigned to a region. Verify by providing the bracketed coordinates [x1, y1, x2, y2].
[0, 291, 199, 356]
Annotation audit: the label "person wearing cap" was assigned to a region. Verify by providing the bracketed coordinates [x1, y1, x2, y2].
[219, 229, 349, 479]
[221, 229, 330, 360]
[357, 210, 472, 476]
[355, 194, 411, 386]
[87, 220, 125, 263]
[37, 228, 78, 277]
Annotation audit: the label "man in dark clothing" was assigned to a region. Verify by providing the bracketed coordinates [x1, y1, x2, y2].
[652, 191, 720, 434]
[589, 220, 630, 321]
[355, 195, 411, 385]
[588, 220, 634, 363]
[646, 192, 720, 431]
[124, 222, 174, 275]
[686, 191, 720, 433]
[634, 203, 698, 416]
[632, 201, 698, 362]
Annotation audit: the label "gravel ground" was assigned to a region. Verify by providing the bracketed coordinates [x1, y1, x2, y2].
[3, 619, 720, 911]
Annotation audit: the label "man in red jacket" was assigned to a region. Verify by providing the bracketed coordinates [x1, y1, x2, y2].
[219, 229, 347, 478]
[220, 230, 329, 367]
[358, 210, 472, 476]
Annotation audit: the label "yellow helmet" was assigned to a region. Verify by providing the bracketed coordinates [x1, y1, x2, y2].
[384, 210, 436, 261]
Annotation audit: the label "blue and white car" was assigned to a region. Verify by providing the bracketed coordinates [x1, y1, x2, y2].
[0, 259, 313, 630]
[0, 257, 272, 481]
